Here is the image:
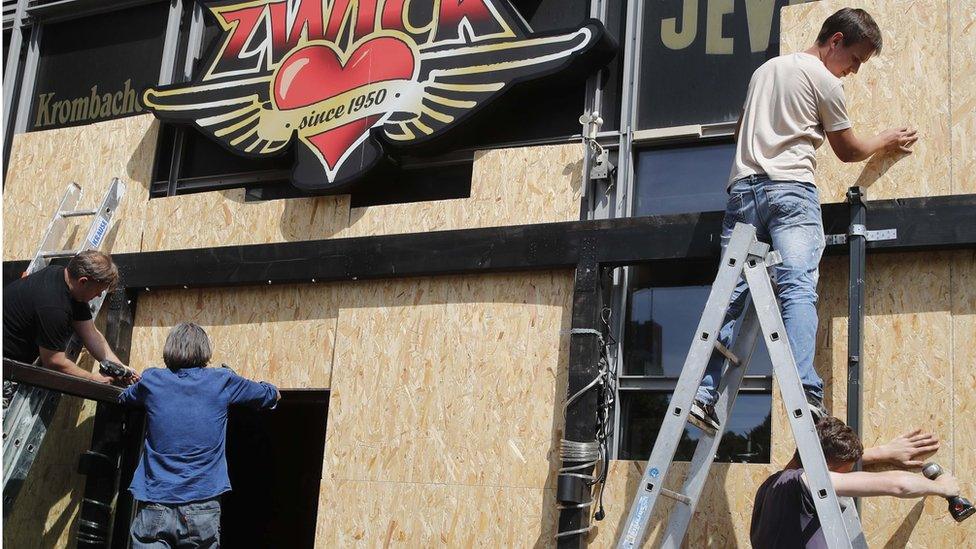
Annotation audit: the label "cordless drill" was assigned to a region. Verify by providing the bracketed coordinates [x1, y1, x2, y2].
[98, 359, 135, 380]
[921, 462, 974, 522]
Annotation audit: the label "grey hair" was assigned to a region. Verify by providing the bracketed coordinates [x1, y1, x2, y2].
[163, 322, 212, 370]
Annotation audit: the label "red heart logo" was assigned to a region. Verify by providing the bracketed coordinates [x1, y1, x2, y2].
[274, 37, 415, 169]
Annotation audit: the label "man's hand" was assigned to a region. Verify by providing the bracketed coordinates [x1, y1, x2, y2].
[88, 371, 114, 384]
[865, 428, 940, 468]
[933, 470, 961, 498]
[879, 127, 919, 154]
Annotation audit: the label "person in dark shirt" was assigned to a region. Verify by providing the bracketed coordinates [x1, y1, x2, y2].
[119, 322, 280, 548]
[3, 250, 131, 383]
[751, 417, 958, 548]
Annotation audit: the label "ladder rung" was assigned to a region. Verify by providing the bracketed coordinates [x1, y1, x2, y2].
[60, 209, 98, 218]
[713, 340, 740, 366]
[38, 250, 78, 259]
[660, 489, 692, 505]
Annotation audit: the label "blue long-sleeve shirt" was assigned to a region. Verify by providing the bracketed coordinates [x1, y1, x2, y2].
[119, 366, 279, 503]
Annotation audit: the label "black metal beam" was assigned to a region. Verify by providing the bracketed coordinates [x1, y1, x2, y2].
[556, 243, 604, 547]
[4, 195, 974, 291]
[2, 359, 122, 403]
[75, 289, 139, 548]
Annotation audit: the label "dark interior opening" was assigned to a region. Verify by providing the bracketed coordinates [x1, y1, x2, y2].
[222, 390, 329, 549]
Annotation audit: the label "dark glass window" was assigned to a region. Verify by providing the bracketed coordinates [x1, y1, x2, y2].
[619, 263, 774, 464]
[29, 1, 169, 131]
[633, 141, 734, 216]
[618, 392, 772, 463]
[624, 283, 773, 377]
[637, 0, 808, 129]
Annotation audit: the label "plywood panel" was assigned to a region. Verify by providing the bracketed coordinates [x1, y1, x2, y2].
[2, 114, 159, 260]
[781, 1, 951, 202]
[314, 478, 557, 547]
[325, 271, 573, 489]
[139, 188, 350, 252]
[341, 143, 584, 237]
[129, 283, 340, 388]
[950, 0, 976, 194]
[586, 461, 777, 548]
[3, 397, 97, 549]
[949, 250, 976, 545]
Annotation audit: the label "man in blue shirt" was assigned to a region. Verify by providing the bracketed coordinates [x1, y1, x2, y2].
[119, 322, 279, 548]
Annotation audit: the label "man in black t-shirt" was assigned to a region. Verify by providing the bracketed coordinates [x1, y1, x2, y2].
[3, 250, 134, 384]
[751, 418, 958, 548]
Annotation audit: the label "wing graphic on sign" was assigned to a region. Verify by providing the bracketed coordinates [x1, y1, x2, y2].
[144, 77, 292, 155]
[384, 26, 595, 144]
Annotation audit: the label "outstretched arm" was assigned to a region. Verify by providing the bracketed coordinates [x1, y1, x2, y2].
[38, 347, 113, 383]
[828, 470, 959, 499]
[826, 126, 918, 162]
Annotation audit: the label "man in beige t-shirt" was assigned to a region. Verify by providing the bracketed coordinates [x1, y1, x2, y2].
[690, 8, 918, 433]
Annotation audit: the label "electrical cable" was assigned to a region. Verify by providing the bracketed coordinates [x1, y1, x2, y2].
[555, 307, 618, 538]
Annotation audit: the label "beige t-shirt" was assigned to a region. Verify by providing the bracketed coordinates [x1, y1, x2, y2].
[729, 52, 851, 186]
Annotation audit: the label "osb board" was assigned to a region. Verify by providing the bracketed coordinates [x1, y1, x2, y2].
[3, 348, 102, 549]
[139, 143, 584, 251]
[781, 1, 951, 202]
[324, 271, 573, 489]
[128, 283, 340, 388]
[2, 114, 159, 260]
[340, 143, 584, 237]
[951, 0, 976, 194]
[586, 461, 777, 548]
[949, 251, 976, 545]
[314, 478, 557, 547]
[139, 188, 350, 252]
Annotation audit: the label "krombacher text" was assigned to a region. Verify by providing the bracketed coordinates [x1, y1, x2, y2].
[34, 78, 142, 128]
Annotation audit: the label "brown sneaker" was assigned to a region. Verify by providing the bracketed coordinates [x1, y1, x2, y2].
[689, 399, 720, 434]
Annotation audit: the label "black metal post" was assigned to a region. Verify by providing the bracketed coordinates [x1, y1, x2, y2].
[846, 186, 866, 445]
[556, 237, 603, 548]
[74, 289, 140, 548]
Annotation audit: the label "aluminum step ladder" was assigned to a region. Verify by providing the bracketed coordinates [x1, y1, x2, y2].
[2, 178, 125, 517]
[616, 222, 867, 549]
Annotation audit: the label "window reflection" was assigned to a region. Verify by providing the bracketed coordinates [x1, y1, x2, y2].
[625, 284, 773, 377]
[634, 142, 735, 217]
[618, 392, 772, 463]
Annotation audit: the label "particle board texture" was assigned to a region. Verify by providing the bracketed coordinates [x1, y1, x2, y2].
[129, 283, 341, 388]
[951, 0, 976, 194]
[2, 114, 159, 260]
[3, 336, 105, 549]
[341, 143, 584, 237]
[139, 142, 584, 251]
[315, 270, 574, 545]
[139, 189, 351, 252]
[587, 461, 777, 547]
[781, 0, 952, 202]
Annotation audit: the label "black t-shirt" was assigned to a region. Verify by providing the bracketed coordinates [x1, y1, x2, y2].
[751, 468, 826, 548]
[3, 265, 93, 363]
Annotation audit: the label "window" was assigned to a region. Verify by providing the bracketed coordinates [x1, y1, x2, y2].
[617, 263, 773, 463]
[28, 1, 169, 131]
[637, 0, 809, 130]
[633, 141, 734, 217]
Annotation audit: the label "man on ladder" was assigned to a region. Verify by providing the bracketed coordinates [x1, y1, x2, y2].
[3, 250, 136, 384]
[690, 7, 918, 431]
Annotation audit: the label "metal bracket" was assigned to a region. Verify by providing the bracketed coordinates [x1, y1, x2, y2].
[825, 224, 898, 246]
[590, 149, 613, 180]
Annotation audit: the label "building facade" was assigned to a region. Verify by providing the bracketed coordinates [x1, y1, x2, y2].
[2, 0, 974, 547]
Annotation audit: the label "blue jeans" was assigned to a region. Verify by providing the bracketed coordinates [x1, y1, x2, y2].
[130, 497, 221, 548]
[695, 175, 826, 405]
